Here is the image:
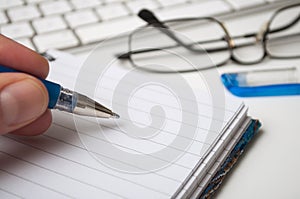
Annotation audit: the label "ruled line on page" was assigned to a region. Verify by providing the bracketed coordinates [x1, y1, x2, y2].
[0, 144, 168, 199]
[42, 125, 195, 184]
[1, 136, 175, 197]
[0, 151, 129, 198]
[49, 60, 238, 113]
[0, 186, 24, 199]
[52, 121, 212, 169]
[0, 166, 73, 199]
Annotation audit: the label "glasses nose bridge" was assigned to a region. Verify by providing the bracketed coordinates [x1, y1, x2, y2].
[256, 21, 270, 42]
[221, 19, 270, 48]
[219, 22, 235, 49]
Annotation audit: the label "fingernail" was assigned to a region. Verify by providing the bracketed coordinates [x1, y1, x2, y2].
[0, 78, 48, 126]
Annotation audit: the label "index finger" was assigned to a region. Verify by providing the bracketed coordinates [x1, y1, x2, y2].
[0, 35, 49, 79]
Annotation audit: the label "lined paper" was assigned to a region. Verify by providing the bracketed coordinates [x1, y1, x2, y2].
[0, 50, 247, 199]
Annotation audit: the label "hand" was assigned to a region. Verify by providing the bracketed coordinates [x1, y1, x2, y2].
[0, 35, 52, 136]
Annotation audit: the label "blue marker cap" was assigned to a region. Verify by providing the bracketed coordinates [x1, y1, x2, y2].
[221, 67, 300, 97]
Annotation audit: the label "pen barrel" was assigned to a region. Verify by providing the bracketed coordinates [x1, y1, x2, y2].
[0, 64, 61, 109]
[41, 79, 61, 109]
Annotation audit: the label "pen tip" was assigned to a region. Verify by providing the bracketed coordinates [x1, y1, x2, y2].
[111, 112, 120, 119]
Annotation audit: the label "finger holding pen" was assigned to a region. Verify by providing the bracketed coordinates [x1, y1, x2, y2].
[0, 35, 52, 136]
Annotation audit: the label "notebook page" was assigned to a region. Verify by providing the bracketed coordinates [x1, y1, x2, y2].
[0, 50, 245, 198]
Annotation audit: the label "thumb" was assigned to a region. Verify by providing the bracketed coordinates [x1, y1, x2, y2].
[0, 73, 49, 135]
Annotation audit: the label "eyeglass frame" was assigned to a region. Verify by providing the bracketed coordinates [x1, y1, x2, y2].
[118, 3, 300, 73]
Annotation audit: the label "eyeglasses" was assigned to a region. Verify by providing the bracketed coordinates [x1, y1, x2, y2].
[118, 3, 300, 73]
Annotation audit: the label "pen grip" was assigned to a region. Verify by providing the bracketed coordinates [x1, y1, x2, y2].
[0, 64, 61, 109]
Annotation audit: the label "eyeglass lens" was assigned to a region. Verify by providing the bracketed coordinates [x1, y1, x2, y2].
[129, 19, 230, 72]
[266, 4, 300, 58]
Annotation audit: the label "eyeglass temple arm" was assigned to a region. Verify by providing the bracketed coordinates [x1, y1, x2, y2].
[117, 33, 257, 59]
[138, 9, 203, 53]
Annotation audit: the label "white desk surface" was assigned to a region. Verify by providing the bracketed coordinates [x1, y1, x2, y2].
[217, 96, 300, 199]
[215, 60, 300, 199]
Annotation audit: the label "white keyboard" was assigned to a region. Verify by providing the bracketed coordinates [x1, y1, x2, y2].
[0, 0, 292, 53]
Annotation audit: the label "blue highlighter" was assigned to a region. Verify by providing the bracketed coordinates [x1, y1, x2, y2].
[221, 67, 300, 97]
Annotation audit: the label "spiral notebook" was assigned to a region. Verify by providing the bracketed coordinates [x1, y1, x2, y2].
[0, 50, 260, 199]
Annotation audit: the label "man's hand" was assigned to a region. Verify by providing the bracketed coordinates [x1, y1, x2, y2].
[0, 35, 52, 135]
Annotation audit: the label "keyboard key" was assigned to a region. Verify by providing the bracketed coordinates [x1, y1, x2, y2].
[39, 0, 72, 16]
[15, 38, 35, 50]
[265, 0, 282, 2]
[226, 0, 266, 10]
[7, 5, 41, 22]
[1, 22, 34, 39]
[0, 11, 8, 24]
[33, 30, 79, 52]
[70, 0, 101, 9]
[65, 10, 99, 28]
[25, 0, 48, 3]
[103, 0, 124, 3]
[75, 16, 144, 44]
[126, 0, 160, 14]
[96, 3, 130, 20]
[157, 0, 188, 7]
[156, 0, 232, 20]
[33, 16, 67, 34]
[0, 0, 24, 9]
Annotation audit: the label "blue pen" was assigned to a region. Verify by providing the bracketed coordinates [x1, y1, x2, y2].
[0, 65, 119, 119]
